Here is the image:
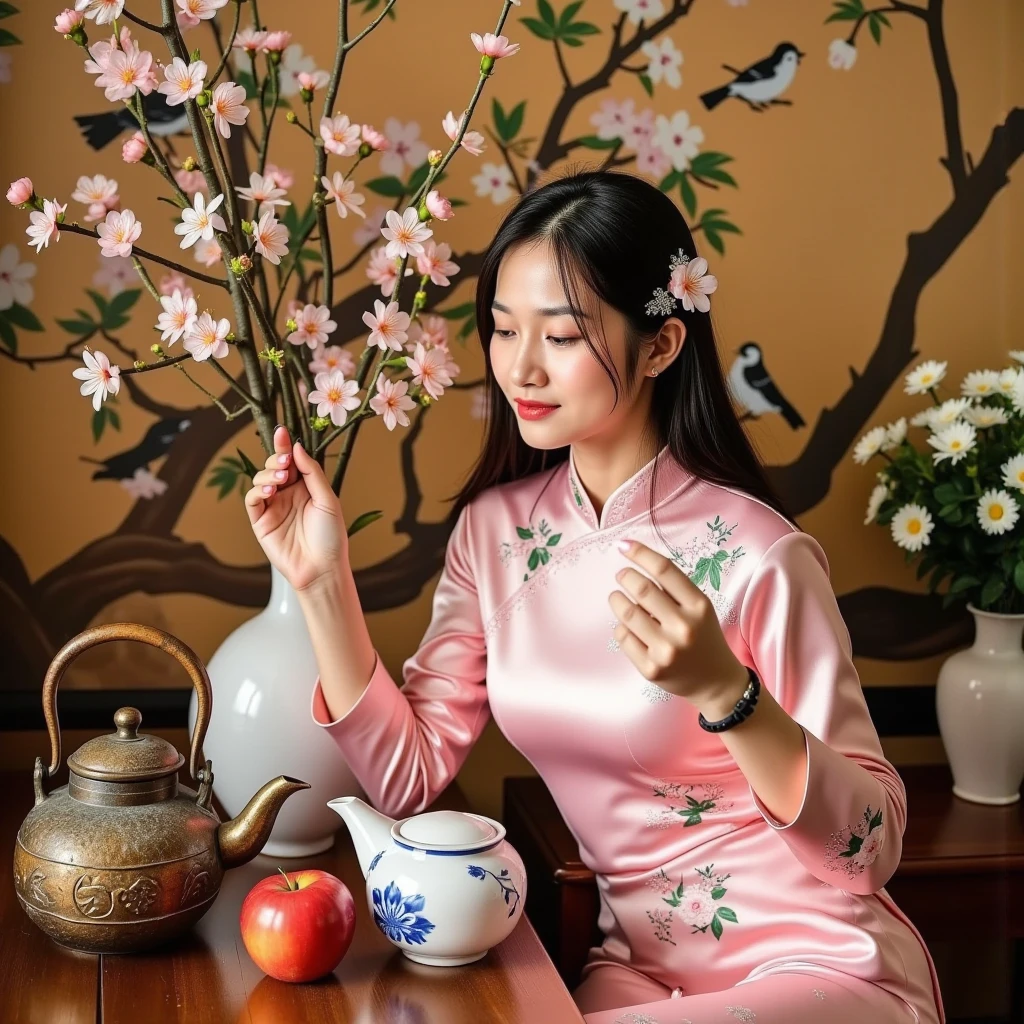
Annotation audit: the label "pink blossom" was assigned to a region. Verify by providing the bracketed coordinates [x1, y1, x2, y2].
[236, 171, 290, 217]
[159, 272, 193, 300]
[120, 467, 168, 500]
[320, 114, 361, 157]
[184, 311, 230, 360]
[26, 199, 66, 253]
[369, 375, 416, 431]
[176, 192, 226, 249]
[233, 26, 268, 53]
[97, 209, 141, 258]
[308, 369, 360, 427]
[0, 243, 37, 309]
[286, 299, 304, 320]
[158, 57, 207, 105]
[409, 313, 448, 350]
[55, 9, 85, 33]
[624, 107, 656, 151]
[72, 348, 121, 410]
[365, 245, 412, 296]
[157, 288, 199, 344]
[265, 164, 294, 190]
[415, 240, 459, 287]
[361, 124, 389, 151]
[590, 97, 638, 141]
[122, 132, 147, 163]
[74, 0, 124, 25]
[297, 70, 329, 92]
[71, 174, 119, 223]
[94, 254, 138, 297]
[7, 177, 33, 207]
[470, 32, 520, 59]
[175, 0, 228, 30]
[211, 82, 249, 139]
[261, 31, 292, 53]
[321, 172, 365, 220]
[667, 255, 718, 313]
[635, 139, 671, 178]
[193, 237, 222, 267]
[252, 210, 289, 265]
[678, 887, 716, 929]
[95, 39, 157, 101]
[406, 342, 453, 400]
[174, 168, 207, 195]
[310, 345, 355, 376]
[425, 189, 453, 221]
[287, 303, 337, 348]
[380, 119, 427, 177]
[362, 299, 410, 352]
[442, 110, 486, 156]
[381, 207, 432, 261]
[353, 205, 387, 246]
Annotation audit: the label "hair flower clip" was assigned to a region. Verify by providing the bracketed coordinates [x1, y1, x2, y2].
[644, 248, 719, 316]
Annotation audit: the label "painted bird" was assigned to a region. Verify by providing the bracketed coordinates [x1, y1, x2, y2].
[700, 42, 805, 113]
[728, 343, 805, 429]
[74, 91, 190, 150]
[80, 416, 192, 481]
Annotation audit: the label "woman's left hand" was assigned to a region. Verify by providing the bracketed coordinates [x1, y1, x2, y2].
[609, 538, 749, 719]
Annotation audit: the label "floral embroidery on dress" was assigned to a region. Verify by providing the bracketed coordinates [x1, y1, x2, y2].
[640, 682, 672, 704]
[608, 619, 621, 653]
[646, 863, 738, 942]
[725, 1007, 757, 1022]
[824, 805, 885, 878]
[497, 518, 562, 582]
[612, 1013, 659, 1024]
[667, 515, 745, 624]
[812, 988, 826, 1000]
[645, 780, 733, 829]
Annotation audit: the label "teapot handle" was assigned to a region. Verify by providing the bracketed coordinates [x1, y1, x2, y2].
[41, 623, 212, 785]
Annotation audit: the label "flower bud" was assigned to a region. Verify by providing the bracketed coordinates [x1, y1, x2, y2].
[6, 177, 34, 207]
[227, 331, 236, 342]
[311, 415, 332, 431]
[286, 111, 298, 124]
[267, 49, 282, 65]
[358, 141, 373, 159]
[427, 149, 443, 166]
[182, 155, 197, 172]
[300, 87, 314, 103]
[311, 191, 325, 208]
[417, 203, 430, 223]
[479, 54, 495, 76]
[414, 290, 428, 306]
[416, 391, 434, 407]
[230, 254, 253, 276]
[121, 132, 147, 164]
[196, 90, 210, 108]
[260, 346, 285, 368]
[54, 8, 84, 33]
[151, 343, 165, 356]
[241, 220, 254, 235]
[285, 318, 297, 333]
[425, 189, 453, 221]
[133, 360, 146, 370]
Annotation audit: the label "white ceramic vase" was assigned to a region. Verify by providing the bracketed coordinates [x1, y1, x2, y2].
[935, 602, 1024, 805]
[187, 564, 367, 856]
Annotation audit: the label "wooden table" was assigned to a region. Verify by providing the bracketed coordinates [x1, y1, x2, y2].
[504, 765, 1024, 1020]
[1, 768, 585, 1024]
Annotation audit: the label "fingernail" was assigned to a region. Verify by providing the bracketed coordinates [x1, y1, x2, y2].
[262, 485, 273, 494]
[278, 454, 289, 465]
[275, 470, 287, 480]
[274, 423, 284, 432]
[295, 439, 304, 449]
[616, 539, 632, 552]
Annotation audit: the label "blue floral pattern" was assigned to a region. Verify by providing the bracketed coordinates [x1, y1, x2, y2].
[371, 881, 436, 945]
[368, 849, 385, 872]
[467, 864, 521, 919]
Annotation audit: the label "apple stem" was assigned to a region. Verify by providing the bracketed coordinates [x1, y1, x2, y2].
[277, 866, 297, 891]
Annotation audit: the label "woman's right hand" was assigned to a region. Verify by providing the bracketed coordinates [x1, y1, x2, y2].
[244, 425, 349, 594]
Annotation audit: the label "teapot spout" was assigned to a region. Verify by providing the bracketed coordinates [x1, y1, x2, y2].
[217, 776, 311, 869]
[327, 796, 396, 879]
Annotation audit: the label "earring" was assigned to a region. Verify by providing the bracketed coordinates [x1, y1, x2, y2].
[650, 368, 659, 377]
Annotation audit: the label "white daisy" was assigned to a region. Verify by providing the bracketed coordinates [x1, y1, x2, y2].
[910, 407, 936, 429]
[881, 417, 907, 450]
[977, 489, 1020, 535]
[864, 482, 888, 526]
[904, 359, 947, 395]
[927, 421, 977, 465]
[1011, 374, 1024, 416]
[890, 503, 934, 552]
[852, 425, 888, 465]
[1002, 453, 1024, 492]
[929, 396, 972, 428]
[964, 404, 1009, 429]
[960, 369, 1001, 398]
[1008, 350, 1024, 365]
[997, 367, 1022, 395]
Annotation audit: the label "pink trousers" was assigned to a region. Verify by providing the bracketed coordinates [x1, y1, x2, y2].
[572, 962, 923, 1024]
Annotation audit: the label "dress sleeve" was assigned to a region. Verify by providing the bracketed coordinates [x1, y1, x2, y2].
[738, 529, 905, 895]
[308, 501, 489, 819]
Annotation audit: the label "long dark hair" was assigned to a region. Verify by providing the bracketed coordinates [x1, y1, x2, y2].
[444, 169, 796, 538]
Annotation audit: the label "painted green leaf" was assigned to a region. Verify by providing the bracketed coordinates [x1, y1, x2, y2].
[0, 27, 20, 45]
[458, 313, 477, 340]
[563, 21, 599, 36]
[679, 174, 697, 217]
[406, 161, 432, 194]
[868, 11, 882, 43]
[538, 0, 557, 27]
[106, 289, 141, 323]
[639, 73, 654, 98]
[528, 548, 541, 571]
[577, 135, 619, 150]
[235, 447, 259, 482]
[0, 3, 20, 18]
[558, 0, 584, 28]
[516, 525, 534, 539]
[521, 16, 555, 40]
[348, 510, 383, 537]
[437, 302, 476, 320]
[2, 302, 42, 331]
[546, 533, 561, 545]
[364, 176, 407, 198]
[0, 315, 16, 354]
[711, 886, 726, 899]
[659, 170, 681, 191]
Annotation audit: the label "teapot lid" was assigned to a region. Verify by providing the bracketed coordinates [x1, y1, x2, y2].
[395, 810, 503, 851]
[68, 707, 185, 783]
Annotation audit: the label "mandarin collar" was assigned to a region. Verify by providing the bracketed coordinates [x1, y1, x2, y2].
[566, 444, 693, 531]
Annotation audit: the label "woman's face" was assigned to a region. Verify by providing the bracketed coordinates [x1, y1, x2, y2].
[488, 238, 647, 451]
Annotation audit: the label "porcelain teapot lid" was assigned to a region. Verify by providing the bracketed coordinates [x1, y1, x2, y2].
[394, 810, 505, 852]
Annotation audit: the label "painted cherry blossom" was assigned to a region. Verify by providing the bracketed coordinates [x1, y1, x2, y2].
[72, 348, 121, 410]
[176, 192, 226, 249]
[184, 312, 231, 360]
[210, 82, 249, 138]
[265, 164, 295, 190]
[71, 174, 119, 223]
[236, 171, 291, 217]
[120, 467, 169, 500]
[381, 207, 432, 260]
[97, 209, 142, 258]
[415, 240, 460, 287]
[252, 210, 290, 265]
[641, 37, 683, 89]
[308, 369, 360, 427]
[278, 44, 322, 98]
[635, 140, 671, 178]
[652, 110, 704, 171]
[354, 205, 388, 246]
[590, 97, 639, 140]
[363, 299, 410, 352]
[26, 199, 66, 253]
[159, 272, 192, 299]
[369, 375, 416, 430]
[471, 162, 515, 204]
[320, 113, 361, 157]
[93, 254, 136, 296]
[366, 246, 413, 297]
[668, 256, 718, 313]
[0, 243, 36, 309]
[158, 57, 207, 104]
[624, 108, 656, 151]
[442, 110, 486, 155]
[613, 0, 665, 26]
[287, 304, 337, 348]
[322, 172, 366, 219]
[176, 0, 228, 30]
[828, 39, 857, 71]
[310, 345, 356, 376]
[470, 32, 520, 59]
[406, 342, 453, 400]
[157, 288, 199, 344]
[379, 119, 428, 177]
[74, 0, 125, 25]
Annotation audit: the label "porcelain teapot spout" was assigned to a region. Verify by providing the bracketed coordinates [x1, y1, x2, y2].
[327, 796, 396, 879]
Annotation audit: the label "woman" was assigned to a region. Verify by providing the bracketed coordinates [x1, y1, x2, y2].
[244, 170, 944, 1024]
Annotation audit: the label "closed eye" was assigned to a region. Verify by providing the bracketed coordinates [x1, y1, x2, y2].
[492, 330, 580, 348]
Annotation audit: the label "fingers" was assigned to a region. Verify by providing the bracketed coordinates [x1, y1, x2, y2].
[244, 482, 270, 525]
[268, 424, 299, 486]
[291, 437, 338, 509]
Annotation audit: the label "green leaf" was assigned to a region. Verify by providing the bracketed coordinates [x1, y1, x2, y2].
[516, 525, 534, 540]
[689, 151, 734, 172]
[207, 456, 245, 500]
[347, 510, 383, 538]
[521, 16, 555, 40]
[703, 230, 725, 255]
[981, 575, 1005, 607]
[576, 135, 619, 150]
[679, 174, 697, 217]
[874, 9, 891, 26]
[0, 315, 16, 354]
[91, 404, 118, 443]
[868, 11, 882, 44]
[235, 447, 259, 483]
[406, 161, 431, 195]
[538, 0, 557, 27]
[710, 886, 726, 899]
[437, 302, 476, 320]
[710, 914, 723, 940]
[57, 318, 96, 336]
[546, 533, 561, 546]
[701, 218, 741, 235]
[3, 302, 42, 331]
[365, 175, 407, 198]
[949, 574, 980, 594]
[716, 906, 738, 923]
[505, 100, 526, 141]
[824, 0, 865, 23]
[528, 548, 541, 571]
[0, 27, 20, 45]
[933, 482, 962, 505]
[1014, 561, 1024, 594]
[562, 21, 599, 35]
[558, 0, 584, 28]
[0, 3, 20, 18]
[658, 170, 681, 191]
[235, 68, 258, 101]
[106, 289, 141, 324]
[639, 73, 654, 98]
[458, 313, 477, 341]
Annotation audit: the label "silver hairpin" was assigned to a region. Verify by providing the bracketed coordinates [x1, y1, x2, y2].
[645, 248, 692, 316]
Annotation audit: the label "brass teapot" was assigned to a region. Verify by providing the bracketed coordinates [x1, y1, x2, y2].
[13, 623, 310, 954]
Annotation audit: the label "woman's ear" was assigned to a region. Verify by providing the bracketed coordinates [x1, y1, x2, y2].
[648, 317, 686, 374]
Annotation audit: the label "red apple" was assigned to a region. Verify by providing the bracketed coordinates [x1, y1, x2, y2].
[240, 868, 356, 983]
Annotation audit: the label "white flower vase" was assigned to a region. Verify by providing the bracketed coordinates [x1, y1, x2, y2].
[188, 564, 367, 856]
[936, 602, 1024, 805]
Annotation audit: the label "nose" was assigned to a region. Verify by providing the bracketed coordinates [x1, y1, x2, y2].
[508, 335, 547, 389]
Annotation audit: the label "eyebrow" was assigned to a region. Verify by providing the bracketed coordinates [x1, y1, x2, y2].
[491, 300, 591, 319]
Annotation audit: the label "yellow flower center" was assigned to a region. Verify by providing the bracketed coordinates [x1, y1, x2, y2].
[907, 519, 921, 535]
[327, 387, 341, 403]
[991, 504, 1004, 520]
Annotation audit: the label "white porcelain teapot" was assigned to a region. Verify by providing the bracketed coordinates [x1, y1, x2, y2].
[328, 796, 527, 966]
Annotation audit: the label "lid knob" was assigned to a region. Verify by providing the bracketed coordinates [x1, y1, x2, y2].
[114, 707, 143, 740]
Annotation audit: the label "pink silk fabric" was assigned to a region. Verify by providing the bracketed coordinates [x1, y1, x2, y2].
[311, 445, 944, 1023]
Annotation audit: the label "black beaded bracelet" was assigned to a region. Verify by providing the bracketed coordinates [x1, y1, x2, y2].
[697, 666, 761, 733]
